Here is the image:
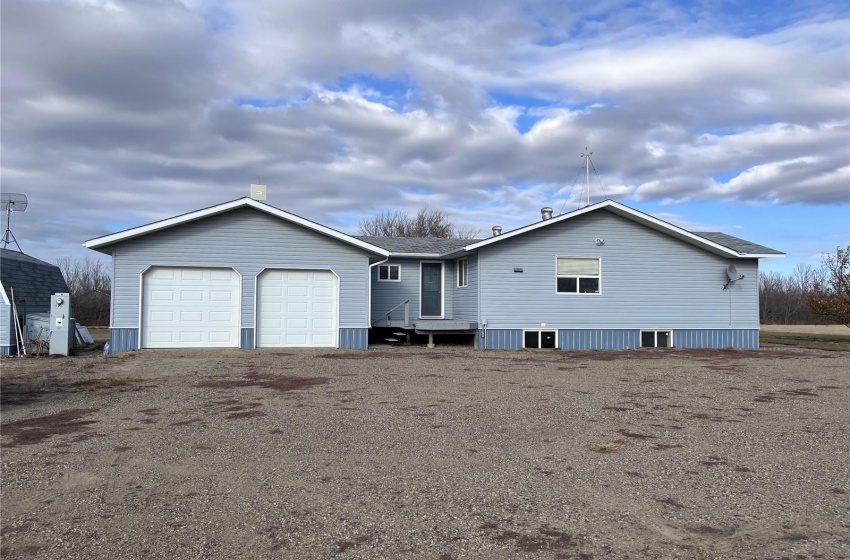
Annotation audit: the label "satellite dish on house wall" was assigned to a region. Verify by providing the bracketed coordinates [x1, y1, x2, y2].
[726, 264, 738, 281]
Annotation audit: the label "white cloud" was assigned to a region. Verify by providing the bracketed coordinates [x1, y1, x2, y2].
[0, 0, 847, 266]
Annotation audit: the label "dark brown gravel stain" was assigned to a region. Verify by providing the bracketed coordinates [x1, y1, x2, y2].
[227, 410, 266, 419]
[2, 409, 99, 447]
[617, 429, 656, 440]
[196, 372, 328, 393]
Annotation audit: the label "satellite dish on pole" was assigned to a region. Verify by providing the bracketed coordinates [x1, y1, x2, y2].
[1, 193, 28, 252]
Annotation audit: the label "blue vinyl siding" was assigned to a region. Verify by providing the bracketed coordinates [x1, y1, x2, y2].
[451, 254, 478, 321]
[478, 210, 759, 330]
[109, 328, 139, 354]
[339, 328, 369, 349]
[109, 207, 373, 331]
[371, 256, 477, 323]
[370, 259, 420, 323]
[240, 328, 254, 350]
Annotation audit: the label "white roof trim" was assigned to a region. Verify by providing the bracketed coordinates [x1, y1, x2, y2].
[460, 200, 784, 258]
[84, 198, 389, 257]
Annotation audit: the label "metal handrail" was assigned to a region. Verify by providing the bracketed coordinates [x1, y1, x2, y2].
[373, 299, 410, 326]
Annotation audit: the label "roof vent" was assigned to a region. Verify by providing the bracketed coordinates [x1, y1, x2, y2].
[492, 226, 502, 237]
[250, 184, 267, 201]
[541, 207, 553, 220]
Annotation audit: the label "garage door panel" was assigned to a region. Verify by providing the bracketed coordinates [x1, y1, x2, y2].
[209, 311, 234, 322]
[142, 267, 240, 348]
[151, 290, 174, 301]
[257, 269, 337, 348]
[210, 290, 234, 302]
[180, 290, 203, 302]
[286, 318, 309, 329]
[312, 301, 334, 313]
[148, 331, 174, 343]
[179, 332, 203, 343]
[150, 268, 176, 281]
[181, 269, 204, 281]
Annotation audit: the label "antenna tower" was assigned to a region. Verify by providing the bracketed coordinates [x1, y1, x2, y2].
[580, 147, 593, 207]
[1, 193, 28, 252]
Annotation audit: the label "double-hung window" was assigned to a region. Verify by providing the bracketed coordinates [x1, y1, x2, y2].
[457, 258, 468, 287]
[378, 264, 401, 282]
[556, 257, 600, 294]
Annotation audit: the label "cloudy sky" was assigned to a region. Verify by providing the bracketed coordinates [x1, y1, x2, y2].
[2, 0, 848, 274]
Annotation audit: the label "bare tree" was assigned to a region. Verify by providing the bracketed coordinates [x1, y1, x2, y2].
[808, 246, 850, 328]
[56, 256, 111, 326]
[358, 208, 478, 238]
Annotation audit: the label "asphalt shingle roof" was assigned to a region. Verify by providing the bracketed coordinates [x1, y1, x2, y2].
[1, 249, 70, 313]
[691, 232, 783, 255]
[355, 236, 480, 255]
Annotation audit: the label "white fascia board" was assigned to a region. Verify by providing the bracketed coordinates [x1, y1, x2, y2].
[84, 198, 389, 257]
[462, 200, 777, 258]
[387, 252, 445, 258]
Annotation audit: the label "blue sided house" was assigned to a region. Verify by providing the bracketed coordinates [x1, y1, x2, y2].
[84, 198, 783, 354]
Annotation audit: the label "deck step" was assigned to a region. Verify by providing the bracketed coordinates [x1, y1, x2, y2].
[392, 332, 408, 337]
[385, 338, 399, 343]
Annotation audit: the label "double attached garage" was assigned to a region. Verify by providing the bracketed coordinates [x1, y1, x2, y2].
[142, 267, 338, 349]
[85, 198, 390, 352]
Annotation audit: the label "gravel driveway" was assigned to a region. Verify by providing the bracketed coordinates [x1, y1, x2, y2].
[2, 347, 848, 559]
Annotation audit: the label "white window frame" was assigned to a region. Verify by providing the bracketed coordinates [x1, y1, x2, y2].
[377, 264, 401, 282]
[640, 330, 673, 348]
[457, 258, 468, 288]
[555, 256, 602, 295]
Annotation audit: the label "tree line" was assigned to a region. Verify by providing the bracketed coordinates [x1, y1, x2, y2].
[759, 246, 849, 327]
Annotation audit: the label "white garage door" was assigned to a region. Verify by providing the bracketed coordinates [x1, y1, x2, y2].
[142, 267, 240, 348]
[257, 269, 337, 348]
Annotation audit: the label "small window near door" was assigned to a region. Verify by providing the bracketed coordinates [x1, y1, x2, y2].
[457, 258, 468, 287]
[378, 264, 401, 282]
[524, 330, 557, 349]
[641, 330, 672, 348]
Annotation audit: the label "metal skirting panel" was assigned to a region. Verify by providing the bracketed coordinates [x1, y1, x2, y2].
[480, 328, 760, 351]
[479, 329, 523, 350]
[0, 345, 10, 356]
[339, 328, 368, 350]
[109, 328, 139, 354]
[675, 329, 759, 349]
[240, 328, 254, 350]
[559, 329, 640, 350]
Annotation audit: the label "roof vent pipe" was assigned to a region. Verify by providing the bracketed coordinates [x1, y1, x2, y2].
[541, 207, 553, 220]
[492, 226, 502, 237]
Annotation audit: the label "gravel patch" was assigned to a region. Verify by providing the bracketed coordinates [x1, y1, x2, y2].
[1, 346, 849, 559]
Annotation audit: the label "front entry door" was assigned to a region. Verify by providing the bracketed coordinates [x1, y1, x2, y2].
[420, 262, 443, 318]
